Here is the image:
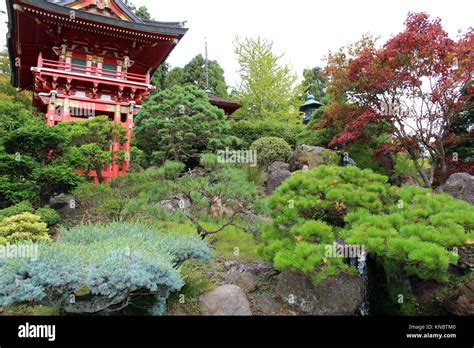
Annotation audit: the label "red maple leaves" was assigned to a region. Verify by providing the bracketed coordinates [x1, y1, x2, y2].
[322, 12, 473, 186]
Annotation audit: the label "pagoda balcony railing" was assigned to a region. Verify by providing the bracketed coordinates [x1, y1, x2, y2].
[34, 53, 151, 88]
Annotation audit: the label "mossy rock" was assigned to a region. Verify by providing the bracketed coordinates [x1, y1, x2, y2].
[288, 145, 338, 172]
[74, 284, 92, 298]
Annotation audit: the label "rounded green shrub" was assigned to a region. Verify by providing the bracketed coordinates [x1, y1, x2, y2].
[250, 136, 292, 168]
[0, 212, 51, 244]
[259, 165, 395, 282]
[35, 206, 61, 227]
[0, 201, 34, 220]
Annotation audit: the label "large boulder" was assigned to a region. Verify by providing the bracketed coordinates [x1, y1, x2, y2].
[49, 194, 76, 214]
[198, 285, 252, 315]
[288, 145, 337, 172]
[436, 172, 474, 205]
[458, 245, 474, 271]
[275, 270, 363, 315]
[263, 161, 291, 195]
[267, 161, 290, 172]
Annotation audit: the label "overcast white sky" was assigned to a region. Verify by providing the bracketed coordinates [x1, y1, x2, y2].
[1, 0, 472, 88]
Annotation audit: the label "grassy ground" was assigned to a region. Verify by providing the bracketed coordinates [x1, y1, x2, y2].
[2, 305, 60, 316]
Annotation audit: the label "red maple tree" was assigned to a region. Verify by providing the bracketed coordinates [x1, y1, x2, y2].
[323, 13, 473, 187]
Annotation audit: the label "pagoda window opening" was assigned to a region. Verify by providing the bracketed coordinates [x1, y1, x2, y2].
[103, 63, 118, 79]
[100, 94, 112, 101]
[71, 58, 87, 74]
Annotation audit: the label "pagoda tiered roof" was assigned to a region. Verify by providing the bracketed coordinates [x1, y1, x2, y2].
[6, 0, 188, 89]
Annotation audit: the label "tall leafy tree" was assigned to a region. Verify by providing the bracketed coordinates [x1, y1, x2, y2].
[0, 75, 82, 206]
[123, 0, 152, 21]
[134, 6, 151, 20]
[161, 55, 229, 98]
[301, 66, 328, 101]
[151, 62, 170, 91]
[3, 124, 67, 166]
[233, 36, 302, 122]
[164, 67, 185, 89]
[182, 54, 228, 98]
[324, 13, 473, 187]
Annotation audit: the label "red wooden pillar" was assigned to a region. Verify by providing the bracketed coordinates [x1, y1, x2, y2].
[112, 104, 121, 177]
[122, 102, 135, 174]
[62, 97, 70, 121]
[45, 91, 57, 126]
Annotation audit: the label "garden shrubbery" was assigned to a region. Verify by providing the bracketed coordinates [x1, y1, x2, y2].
[0, 201, 60, 228]
[229, 120, 304, 148]
[0, 212, 51, 244]
[250, 137, 292, 168]
[264, 165, 396, 227]
[71, 159, 264, 228]
[134, 85, 239, 166]
[341, 186, 473, 281]
[259, 165, 395, 282]
[0, 201, 35, 219]
[33, 206, 61, 228]
[0, 222, 211, 315]
[228, 119, 331, 149]
[259, 165, 473, 284]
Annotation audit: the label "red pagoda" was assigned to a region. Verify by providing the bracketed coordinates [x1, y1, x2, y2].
[6, 0, 187, 183]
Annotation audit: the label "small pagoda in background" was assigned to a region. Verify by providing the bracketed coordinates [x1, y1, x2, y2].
[300, 94, 323, 124]
[6, 0, 187, 182]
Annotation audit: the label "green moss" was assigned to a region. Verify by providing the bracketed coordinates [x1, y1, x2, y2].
[73, 284, 91, 297]
[386, 278, 420, 315]
[206, 224, 260, 262]
[5, 304, 60, 316]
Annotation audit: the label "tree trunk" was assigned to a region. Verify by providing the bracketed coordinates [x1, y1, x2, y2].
[438, 142, 447, 182]
[407, 148, 431, 188]
[96, 165, 104, 184]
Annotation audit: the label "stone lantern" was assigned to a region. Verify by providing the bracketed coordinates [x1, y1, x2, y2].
[300, 94, 323, 124]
